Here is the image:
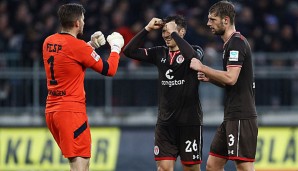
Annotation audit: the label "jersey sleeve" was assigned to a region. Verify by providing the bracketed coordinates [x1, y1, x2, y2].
[144, 46, 166, 64]
[71, 40, 120, 76]
[90, 52, 120, 76]
[171, 32, 203, 60]
[123, 29, 156, 64]
[226, 37, 246, 67]
[72, 40, 99, 68]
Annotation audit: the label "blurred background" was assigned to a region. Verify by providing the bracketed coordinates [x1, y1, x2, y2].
[0, 0, 297, 171]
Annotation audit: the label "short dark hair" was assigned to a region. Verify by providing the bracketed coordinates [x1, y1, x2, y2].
[57, 3, 85, 29]
[209, 1, 235, 25]
[163, 15, 187, 31]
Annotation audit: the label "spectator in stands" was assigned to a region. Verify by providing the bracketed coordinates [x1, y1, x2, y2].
[1, 0, 298, 108]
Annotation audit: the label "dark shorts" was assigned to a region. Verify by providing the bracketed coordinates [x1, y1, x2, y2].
[154, 124, 203, 165]
[209, 118, 258, 162]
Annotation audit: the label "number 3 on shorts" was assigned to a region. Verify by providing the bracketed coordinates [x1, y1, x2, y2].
[228, 134, 235, 146]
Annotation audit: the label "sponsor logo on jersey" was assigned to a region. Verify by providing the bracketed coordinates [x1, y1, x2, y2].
[165, 69, 174, 80]
[176, 55, 184, 64]
[161, 69, 185, 87]
[154, 146, 159, 155]
[161, 80, 185, 87]
[91, 51, 100, 62]
[161, 58, 166, 63]
[229, 50, 239, 61]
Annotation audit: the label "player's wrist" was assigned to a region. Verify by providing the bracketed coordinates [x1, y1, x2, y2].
[145, 26, 152, 32]
[110, 44, 121, 54]
[201, 64, 207, 73]
[87, 41, 95, 49]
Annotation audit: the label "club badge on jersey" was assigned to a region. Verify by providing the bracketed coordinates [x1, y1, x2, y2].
[91, 51, 101, 62]
[176, 55, 184, 64]
[154, 146, 160, 155]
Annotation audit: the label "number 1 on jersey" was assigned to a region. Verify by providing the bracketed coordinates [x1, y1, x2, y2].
[47, 56, 58, 85]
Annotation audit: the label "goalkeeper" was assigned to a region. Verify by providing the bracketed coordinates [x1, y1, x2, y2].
[42, 3, 124, 171]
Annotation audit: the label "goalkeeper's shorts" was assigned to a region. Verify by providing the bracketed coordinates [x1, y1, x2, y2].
[45, 111, 91, 158]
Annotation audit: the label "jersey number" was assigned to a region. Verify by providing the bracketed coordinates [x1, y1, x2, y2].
[47, 56, 58, 85]
[185, 140, 198, 152]
[228, 134, 235, 146]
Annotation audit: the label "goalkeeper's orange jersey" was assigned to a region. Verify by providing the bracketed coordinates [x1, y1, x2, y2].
[42, 33, 119, 113]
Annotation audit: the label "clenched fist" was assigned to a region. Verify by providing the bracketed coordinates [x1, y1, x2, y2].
[107, 32, 124, 54]
[190, 58, 203, 71]
[89, 31, 106, 49]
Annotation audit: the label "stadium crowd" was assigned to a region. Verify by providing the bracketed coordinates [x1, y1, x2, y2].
[0, 0, 297, 67]
[0, 0, 297, 107]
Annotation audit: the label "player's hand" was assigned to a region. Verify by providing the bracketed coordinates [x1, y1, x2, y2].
[89, 31, 106, 49]
[165, 21, 178, 34]
[145, 18, 164, 32]
[107, 32, 124, 54]
[190, 58, 203, 71]
[198, 72, 209, 82]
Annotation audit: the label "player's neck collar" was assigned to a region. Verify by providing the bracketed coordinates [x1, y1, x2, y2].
[60, 31, 77, 38]
[223, 31, 240, 47]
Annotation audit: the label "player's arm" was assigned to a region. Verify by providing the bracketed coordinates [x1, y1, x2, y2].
[190, 38, 244, 86]
[91, 52, 120, 76]
[190, 58, 240, 86]
[90, 32, 124, 76]
[198, 63, 241, 86]
[195, 71, 225, 88]
[122, 29, 149, 61]
[165, 21, 202, 60]
[123, 18, 163, 62]
[171, 32, 202, 60]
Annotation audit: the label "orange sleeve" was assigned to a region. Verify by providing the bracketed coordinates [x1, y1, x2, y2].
[90, 52, 120, 76]
[70, 40, 120, 76]
[72, 41, 99, 68]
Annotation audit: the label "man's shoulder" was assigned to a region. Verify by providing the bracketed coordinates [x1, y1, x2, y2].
[44, 33, 57, 42]
[231, 32, 248, 44]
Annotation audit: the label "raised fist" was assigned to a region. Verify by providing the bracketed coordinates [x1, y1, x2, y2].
[90, 31, 106, 49]
[107, 32, 124, 53]
[145, 18, 164, 32]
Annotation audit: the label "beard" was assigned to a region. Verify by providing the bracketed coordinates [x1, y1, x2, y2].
[77, 32, 83, 37]
[214, 29, 225, 36]
[214, 23, 225, 35]
[77, 30, 84, 39]
[76, 29, 84, 39]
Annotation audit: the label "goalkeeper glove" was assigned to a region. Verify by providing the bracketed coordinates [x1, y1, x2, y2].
[89, 31, 106, 49]
[107, 32, 124, 54]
